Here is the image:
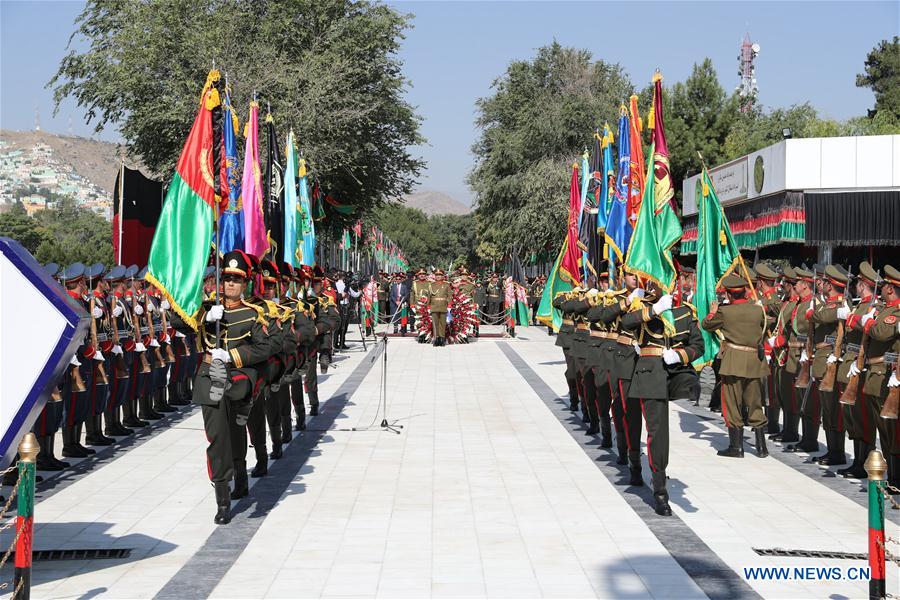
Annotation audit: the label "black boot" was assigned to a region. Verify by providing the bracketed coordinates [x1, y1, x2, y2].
[231, 461, 249, 499]
[74, 424, 95, 455]
[717, 427, 744, 458]
[766, 405, 781, 435]
[61, 426, 84, 458]
[787, 417, 819, 453]
[651, 471, 672, 516]
[778, 413, 800, 443]
[47, 435, 70, 469]
[754, 427, 769, 458]
[887, 454, 900, 498]
[154, 387, 177, 413]
[168, 382, 190, 406]
[840, 440, 869, 478]
[214, 482, 232, 525]
[628, 451, 643, 487]
[282, 415, 293, 443]
[309, 403, 319, 417]
[85, 415, 114, 446]
[616, 436, 628, 465]
[269, 443, 283, 460]
[139, 393, 163, 420]
[600, 417, 612, 449]
[251, 447, 268, 478]
[122, 397, 148, 428]
[567, 378, 579, 412]
[37, 436, 64, 471]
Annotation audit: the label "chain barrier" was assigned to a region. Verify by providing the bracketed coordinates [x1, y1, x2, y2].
[0, 467, 23, 592]
[882, 483, 900, 511]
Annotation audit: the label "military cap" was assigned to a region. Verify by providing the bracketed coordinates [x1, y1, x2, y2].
[745, 266, 757, 282]
[824, 265, 848, 287]
[679, 265, 696, 275]
[203, 265, 216, 279]
[137, 266, 148, 279]
[278, 262, 295, 280]
[104, 265, 126, 281]
[86, 263, 105, 281]
[260, 259, 280, 283]
[125, 265, 139, 280]
[434, 269, 446, 276]
[755, 263, 779, 282]
[794, 266, 814, 283]
[61, 262, 86, 282]
[43, 263, 59, 278]
[884, 265, 900, 287]
[222, 251, 252, 279]
[721, 273, 749, 290]
[781, 265, 798, 282]
[857, 262, 881, 287]
[312, 265, 325, 281]
[813, 263, 826, 276]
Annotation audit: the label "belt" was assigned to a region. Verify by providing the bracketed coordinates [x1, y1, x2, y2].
[815, 342, 833, 349]
[97, 333, 109, 342]
[140, 327, 149, 335]
[788, 341, 805, 348]
[724, 341, 757, 353]
[576, 324, 590, 331]
[640, 347, 664, 357]
[796, 335, 808, 343]
[617, 335, 634, 345]
[562, 319, 575, 326]
[844, 343, 861, 354]
[433, 297, 446, 301]
[825, 335, 837, 345]
[872, 353, 899, 366]
[590, 330, 615, 339]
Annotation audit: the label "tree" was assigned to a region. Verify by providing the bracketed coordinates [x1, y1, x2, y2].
[372, 204, 477, 269]
[469, 43, 633, 255]
[0, 204, 46, 254]
[50, 0, 425, 233]
[856, 37, 900, 120]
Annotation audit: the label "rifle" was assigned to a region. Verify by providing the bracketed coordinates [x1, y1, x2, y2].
[132, 294, 152, 374]
[89, 296, 110, 385]
[840, 282, 878, 406]
[158, 298, 177, 363]
[882, 359, 899, 419]
[110, 295, 130, 379]
[144, 295, 166, 366]
[795, 292, 815, 389]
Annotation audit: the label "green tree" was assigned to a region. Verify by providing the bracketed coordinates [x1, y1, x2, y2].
[469, 43, 633, 255]
[0, 203, 46, 254]
[856, 37, 900, 120]
[50, 0, 425, 233]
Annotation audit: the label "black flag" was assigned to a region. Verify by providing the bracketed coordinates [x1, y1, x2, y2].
[264, 114, 285, 261]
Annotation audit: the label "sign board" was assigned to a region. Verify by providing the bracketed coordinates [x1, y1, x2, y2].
[0, 237, 89, 467]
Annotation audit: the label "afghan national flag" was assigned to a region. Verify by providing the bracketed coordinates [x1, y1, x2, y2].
[325, 193, 356, 215]
[242, 102, 268, 257]
[560, 164, 583, 286]
[264, 113, 284, 261]
[353, 219, 363, 238]
[146, 70, 223, 329]
[311, 181, 326, 221]
[536, 242, 574, 331]
[694, 168, 740, 366]
[112, 165, 164, 267]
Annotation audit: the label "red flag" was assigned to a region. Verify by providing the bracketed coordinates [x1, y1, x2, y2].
[559, 164, 582, 286]
[627, 95, 645, 228]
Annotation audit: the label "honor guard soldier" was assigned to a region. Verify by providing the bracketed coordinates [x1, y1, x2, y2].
[169, 250, 271, 524]
[553, 289, 581, 413]
[563, 289, 592, 426]
[768, 266, 801, 443]
[83, 263, 114, 448]
[147, 282, 177, 415]
[304, 266, 339, 416]
[810, 265, 850, 465]
[59, 263, 97, 458]
[120, 265, 149, 429]
[291, 267, 319, 431]
[784, 267, 820, 454]
[702, 274, 769, 458]
[622, 285, 704, 516]
[103, 265, 134, 437]
[756, 263, 783, 435]
[269, 262, 300, 451]
[584, 279, 626, 450]
[835, 262, 880, 478]
[486, 273, 502, 325]
[426, 269, 451, 346]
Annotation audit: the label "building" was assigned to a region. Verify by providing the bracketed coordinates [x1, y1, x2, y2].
[680, 134, 900, 265]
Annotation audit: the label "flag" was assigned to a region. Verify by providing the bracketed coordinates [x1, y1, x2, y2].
[341, 229, 351, 250]
[536, 243, 574, 331]
[578, 134, 604, 279]
[298, 158, 316, 266]
[560, 164, 583, 286]
[601, 123, 615, 218]
[264, 113, 284, 260]
[242, 102, 268, 257]
[217, 89, 243, 253]
[694, 168, 741, 366]
[324, 194, 356, 215]
[628, 95, 645, 228]
[606, 106, 633, 262]
[283, 130, 299, 266]
[353, 219, 363, 238]
[311, 181, 326, 221]
[145, 70, 223, 328]
[505, 252, 530, 326]
[112, 165, 164, 267]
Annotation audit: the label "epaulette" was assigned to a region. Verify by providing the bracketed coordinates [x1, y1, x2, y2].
[263, 299, 281, 319]
[240, 299, 268, 324]
[682, 301, 698, 320]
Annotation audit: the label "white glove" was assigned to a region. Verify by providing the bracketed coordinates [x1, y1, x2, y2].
[149, 338, 160, 348]
[93, 350, 105, 362]
[860, 308, 876, 326]
[799, 349, 809, 363]
[848, 362, 861, 378]
[888, 373, 900, 388]
[652, 294, 673, 315]
[766, 354, 772, 364]
[210, 348, 231, 363]
[627, 289, 645, 304]
[836, 306, 850, 320]
[135, 342, 147, 352]
[767, 336, 777, 347]
[69, 354, 81, 367]
[134, 304, 144, 316]
[112, 304, 124, 317]
[633, 344, 641, 356]
[663, 348, 680, 365]
[175, 331, 186, 338]
[206, 304, 225, 322]
[161, 299, 170, 310]
[112, 345, 123, 356]
[91, 306, 103, 318]
[826, 354, 838, 365]
[587, 288, 599, 297]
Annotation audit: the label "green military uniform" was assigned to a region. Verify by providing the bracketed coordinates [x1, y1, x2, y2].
[486, 277, 502, 325]
[622, 293, 704, 515]
[411, 271, 429, 342]
[756, 263, 783, 435]
[702, 274, 769, 457]
[553, 290, 580, 412]
[563, 291, 592, 424]
[785, 267, 819, 452]
[584, 289, 625, 447]
[770, 267, 800, 443]
[426, 272, 452, 345]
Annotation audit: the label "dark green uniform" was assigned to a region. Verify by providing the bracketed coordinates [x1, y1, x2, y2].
[759, 284, 783, 435]
[486, 279, 502, 324]
[553, 291, 579, 411]
[771, 289, 801, 443]
[426, 279, 451, 342]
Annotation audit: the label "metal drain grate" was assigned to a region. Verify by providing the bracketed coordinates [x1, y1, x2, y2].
[12, 548, 133, 562]
[753, 548, 867, 560]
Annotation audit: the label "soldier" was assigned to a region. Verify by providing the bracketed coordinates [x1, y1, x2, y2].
[530, 276, 546, 325]
[553, 288, 581, 414]
[702, 274, 769, 458]
[563, 288, 593, 426]
[782, 267, 821, 454]
[83, 263, 115, 448]
[584, 276, 624, 450]
[303, 266, 338, 416]
[849, 264, 900, 489]
[486, 272, 502, 325]
[473, 274, 487, 332]
[169, 251, 271, 524]
[290, 266, 319, 432]
[756, 264, 783, 435]
[377, 271, 389, 324]
[103, 265, 136, 437]
[622, 285, 704, 516]
[270, 262, 300, 450]
[768, 266, 801, 444]
[426, 269, 451, 346]
[809, 265, 850, 465]
[146, 282, 178, 415]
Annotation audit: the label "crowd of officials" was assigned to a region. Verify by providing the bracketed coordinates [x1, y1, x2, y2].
[552, 261, 900, 516]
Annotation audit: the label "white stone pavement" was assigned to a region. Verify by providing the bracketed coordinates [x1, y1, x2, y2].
[3, 326, 897, 599]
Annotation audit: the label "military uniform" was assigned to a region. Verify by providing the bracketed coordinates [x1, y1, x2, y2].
[485, 277, 502, 325]
[768, 267, 801, 443]
[756, 264, 783, 435]
[783, 268, 821, 454]
[411, 271, 430, 342]
[702, 275, 769, 457]
[34, 264, 70, 471]
[622, 293, 704, 515]
[426, 271, 452, 345]
[563, 292, 592, 425]
[83, 264, 114, 448]
[59, 263, 97, 459]
[553, 291, 580, 412]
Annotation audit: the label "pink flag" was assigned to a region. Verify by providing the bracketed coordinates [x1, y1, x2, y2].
[242, 101, 269, 257]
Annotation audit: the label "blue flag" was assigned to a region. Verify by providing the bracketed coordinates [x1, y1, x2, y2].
[283, 130, 299, 266]
[298, 159, 316, 266]
[606, 110, 633, 262]
[218, 90, 244, 253]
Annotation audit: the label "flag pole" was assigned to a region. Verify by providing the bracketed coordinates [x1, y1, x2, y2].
[117, 159, 124, 264]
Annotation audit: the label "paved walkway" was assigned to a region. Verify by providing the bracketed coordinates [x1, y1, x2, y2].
[2, 326, 897, 599]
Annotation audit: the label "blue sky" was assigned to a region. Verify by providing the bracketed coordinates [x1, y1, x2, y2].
[2, 1, 897, 206]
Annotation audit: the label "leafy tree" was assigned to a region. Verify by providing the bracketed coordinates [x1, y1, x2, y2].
[856, 37, 900, 120]
[372, 204, 477, 269]
[0, 203, 46, 254]
[50, 0, 425, 233]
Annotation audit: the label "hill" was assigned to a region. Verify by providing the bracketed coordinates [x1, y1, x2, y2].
[401, 190, 469, 216]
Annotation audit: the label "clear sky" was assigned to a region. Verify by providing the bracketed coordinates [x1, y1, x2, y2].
[2, 1, 898, 206]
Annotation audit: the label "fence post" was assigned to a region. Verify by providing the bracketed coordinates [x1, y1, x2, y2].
[14, 432, 40, 600]
[864, 449, 887, 600]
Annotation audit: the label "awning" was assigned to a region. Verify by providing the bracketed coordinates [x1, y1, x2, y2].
[805, 190, 900, 246]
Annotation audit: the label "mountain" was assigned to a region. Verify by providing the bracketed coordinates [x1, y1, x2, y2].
[401, 190, 469, 216]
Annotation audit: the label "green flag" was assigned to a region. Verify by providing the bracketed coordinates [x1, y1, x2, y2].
[536, 241, 574, 332]
[694, 168, 741, 366]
